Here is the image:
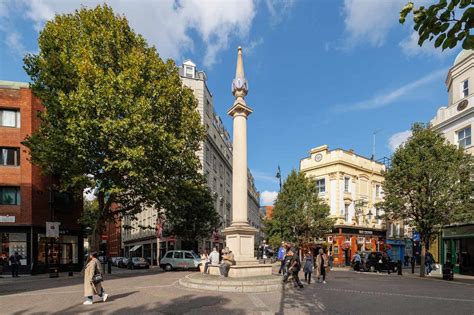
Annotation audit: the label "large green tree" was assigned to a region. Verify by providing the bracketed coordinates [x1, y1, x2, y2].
[382, 123, 474, 276]
[165, 179, 221, 242]
[22, 5, 207, 250]
[264, 170, 334, 249]
[400, 0, 474, 50]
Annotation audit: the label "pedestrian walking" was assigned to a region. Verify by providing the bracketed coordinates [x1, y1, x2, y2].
[9, 251, 21, 277]
[425, 250, 434, 276]
[316, 248, 328, 284]
[205, 247, 220, 274]
[352, 252, 362, 271]
[328, 252, 334, 269]
[303, 250, 314, 284]
[83, 252, 108, 305]
[219, 247, 234, 277]
[283, 248, 303, 288]
[277, 242, 286, 274]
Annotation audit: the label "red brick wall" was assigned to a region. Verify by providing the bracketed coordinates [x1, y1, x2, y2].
[0, 86, 82, 230]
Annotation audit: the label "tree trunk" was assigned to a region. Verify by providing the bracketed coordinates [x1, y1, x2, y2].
[420, 240, 426, 277]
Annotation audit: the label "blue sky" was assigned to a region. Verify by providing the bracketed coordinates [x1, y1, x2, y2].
[0, 0, 461, 205]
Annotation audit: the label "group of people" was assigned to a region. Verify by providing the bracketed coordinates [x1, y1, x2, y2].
[277, 241, 330, 289]
[200, 247, 235, 278]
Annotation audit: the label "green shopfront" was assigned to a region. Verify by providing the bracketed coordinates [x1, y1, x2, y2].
[441, 224, 474, 276]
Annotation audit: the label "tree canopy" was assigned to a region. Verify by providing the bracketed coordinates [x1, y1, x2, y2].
[400, 0, 474, 50]
[22, 5, 210, 249]
[382, 123, 474, 275]
[264, 170, 334, 249]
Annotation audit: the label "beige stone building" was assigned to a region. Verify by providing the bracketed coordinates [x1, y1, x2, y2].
[121, 60, 261, 263]
[429, 50, 474, 275]
[300, 145, 387, 266]
[431, 49, 473, 153]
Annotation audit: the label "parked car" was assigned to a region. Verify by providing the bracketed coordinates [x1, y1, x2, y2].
[127, 257, 150, 269]
[160, 250, 201, 271]
[111, 257, 125, 267]
[359, 251, 398, 273]
[119, 257, 129, 268]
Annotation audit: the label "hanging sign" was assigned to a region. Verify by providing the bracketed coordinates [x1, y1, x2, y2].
[46, 222, 60, 238]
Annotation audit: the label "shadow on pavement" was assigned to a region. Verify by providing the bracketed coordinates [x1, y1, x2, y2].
[0, 268, 177, 296]
[47, 294, 243, 315]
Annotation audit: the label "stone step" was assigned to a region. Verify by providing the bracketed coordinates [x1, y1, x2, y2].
[179, 273, 286, 293]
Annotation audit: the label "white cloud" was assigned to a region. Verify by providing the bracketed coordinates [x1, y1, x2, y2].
[251, 170, 279, 184]
[342, 0, 404, 48]
[5, 0, 258, 68]
[265, 0, 295, 25]
[5, 32, 26, 58]
[334, 68, 447, 112]
[388, 130, 412, 151]
[342, 0, 440, 55]
[260, 190, 278, 206]
[399, 31, 456, 58]
[246, 37, 264, 55]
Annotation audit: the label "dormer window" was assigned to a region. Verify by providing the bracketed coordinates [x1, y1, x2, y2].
[185, 65, 195, 78]
[461, 79, 469, 98]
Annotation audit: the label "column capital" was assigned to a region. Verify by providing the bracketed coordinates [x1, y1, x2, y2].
[228, 101, 253, 117]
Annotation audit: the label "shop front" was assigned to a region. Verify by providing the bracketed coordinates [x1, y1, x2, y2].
[327, 227, 386, 267]
[0, 226, 83, 275]
[386, 239, 405, 262]
[441, 224, 474, 276]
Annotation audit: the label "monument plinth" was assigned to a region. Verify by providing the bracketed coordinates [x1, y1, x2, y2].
[221, 47, 272, 277]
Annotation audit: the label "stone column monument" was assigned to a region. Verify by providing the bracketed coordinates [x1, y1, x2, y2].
[223, 47, 272, 277]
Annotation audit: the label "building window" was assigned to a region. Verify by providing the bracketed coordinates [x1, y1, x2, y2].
[0, 187, 21, 205]
[213, 154, 217, 172]
[205, 146, 210, 164]
[315, 178, 325, 194]
[344, 204, 349, 222]
[461, 79, 469, 98]
[219, 163, 223, 178]
[344, 177, 350, 192]
[0, 148, 20, 166]
[0, 109, 20, 128]
[457, 126, 471, 148]
[375, 184, 381, 198]
[185, 66, 194, 78]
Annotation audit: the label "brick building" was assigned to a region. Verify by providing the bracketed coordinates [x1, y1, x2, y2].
[0, 81, 84, 274]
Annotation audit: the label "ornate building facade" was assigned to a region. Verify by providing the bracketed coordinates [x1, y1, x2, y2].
[300, 145, 387, 266]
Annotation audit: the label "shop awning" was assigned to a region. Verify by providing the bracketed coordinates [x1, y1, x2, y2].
[130, 245, 142, 252]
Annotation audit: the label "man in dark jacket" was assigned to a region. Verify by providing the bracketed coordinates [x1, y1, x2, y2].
[9, 252, 21, 277]
[283, 248, 303, 288]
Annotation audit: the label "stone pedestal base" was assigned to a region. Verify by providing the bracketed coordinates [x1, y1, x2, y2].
[207, 264, 273, 278]
[223, 224, 258, 264]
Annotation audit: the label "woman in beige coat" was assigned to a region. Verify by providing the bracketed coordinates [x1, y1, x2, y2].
[315, 248, 329, 284]
[83, 252, 108, 305]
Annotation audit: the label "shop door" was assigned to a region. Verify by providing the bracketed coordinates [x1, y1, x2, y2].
[46, 242, 60, 267]
[60, 243, 73, 265]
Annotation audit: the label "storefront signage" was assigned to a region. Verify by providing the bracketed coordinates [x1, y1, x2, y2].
[334, 227, 386, 237]
[443, 225, 474, 238]
[0, 215, 15, 223]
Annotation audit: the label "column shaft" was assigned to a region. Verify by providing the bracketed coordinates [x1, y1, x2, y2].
[232, 113, 248, 225]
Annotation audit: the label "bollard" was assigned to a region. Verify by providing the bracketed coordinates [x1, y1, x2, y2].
[68, 263, 73, 277]
[108, 260, 112, 274]
[397, 260, 402, 275]
[411, 258, 415, 274]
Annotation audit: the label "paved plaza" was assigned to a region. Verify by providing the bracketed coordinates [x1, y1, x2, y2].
[1, 267, 473, 314]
